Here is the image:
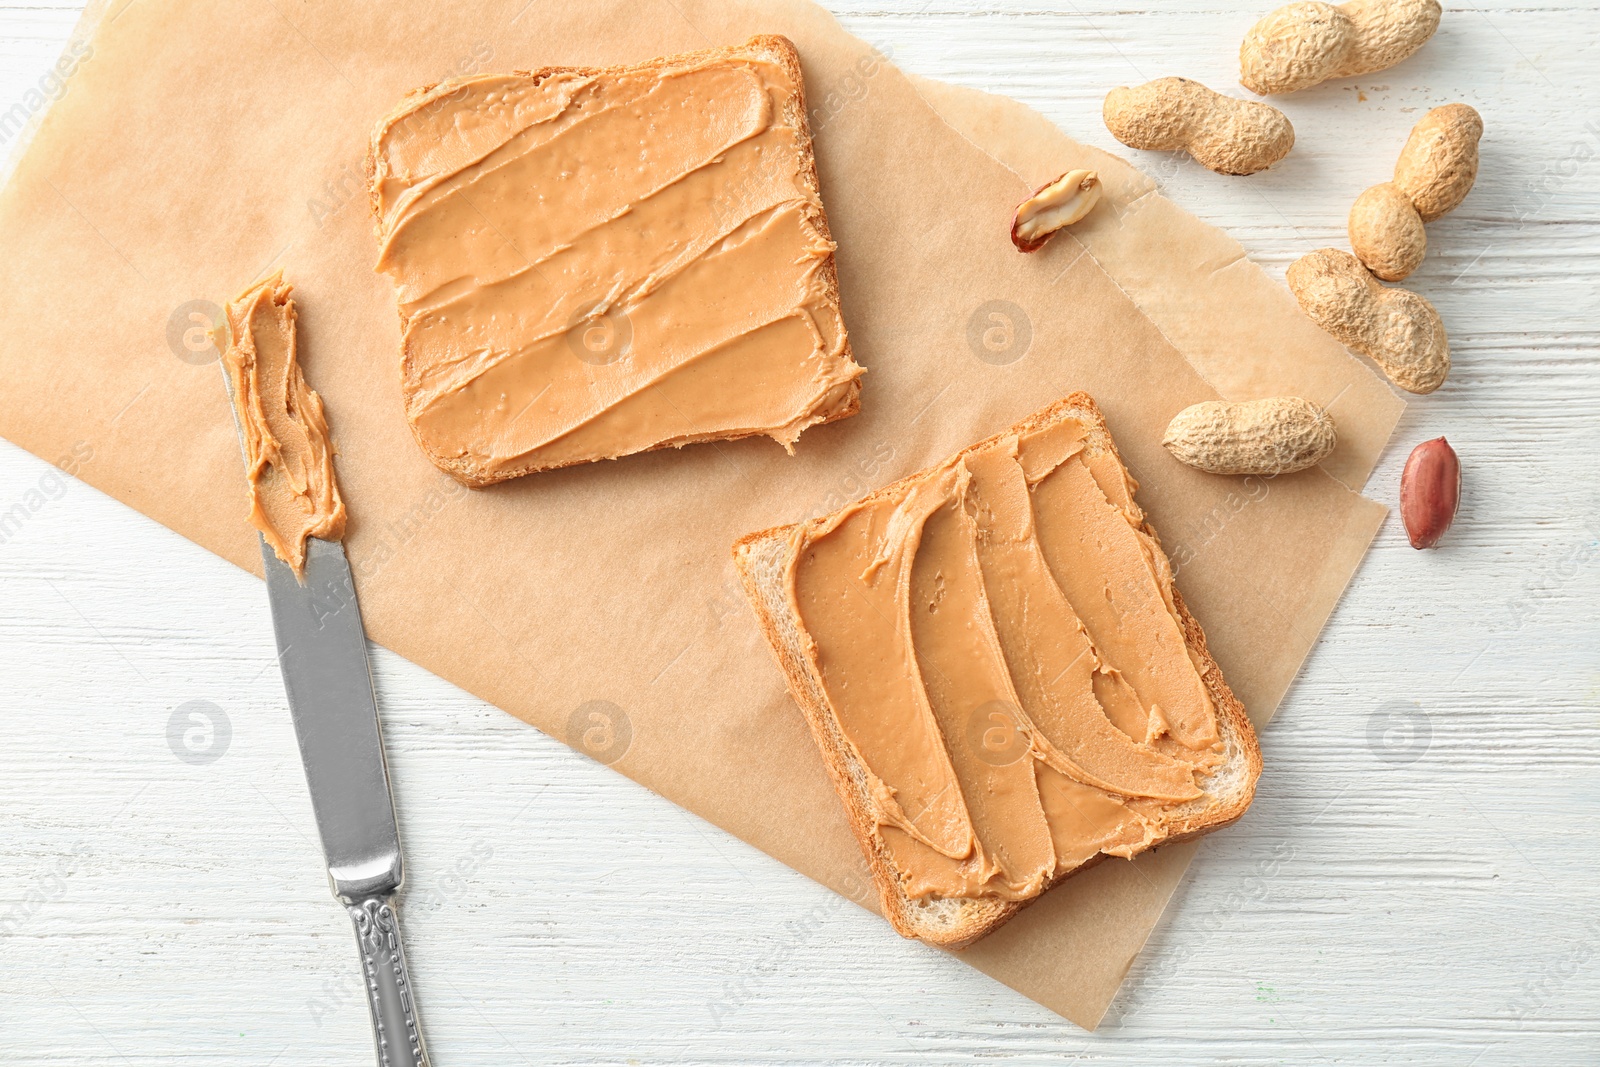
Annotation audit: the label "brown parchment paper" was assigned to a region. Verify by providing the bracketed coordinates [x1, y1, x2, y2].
[0, 0, 1397, 1030]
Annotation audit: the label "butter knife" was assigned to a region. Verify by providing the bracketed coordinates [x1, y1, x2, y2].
[215, 284, 428, 1066]
[258, 535, 429, 1067]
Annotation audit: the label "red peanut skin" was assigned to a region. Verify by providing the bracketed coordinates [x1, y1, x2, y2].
[1401, 437, 1460, 549]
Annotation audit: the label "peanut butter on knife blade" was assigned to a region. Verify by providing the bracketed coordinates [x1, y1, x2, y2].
[219, 273, 346, 576]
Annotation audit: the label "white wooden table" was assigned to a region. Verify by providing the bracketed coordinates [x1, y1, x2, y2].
[3, 2, 1597, 1063]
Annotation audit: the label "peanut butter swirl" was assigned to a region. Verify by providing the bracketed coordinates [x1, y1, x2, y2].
[368, 40, 862, 485]
[220, 273, 346, 576]
[786, 414, 1224, 901]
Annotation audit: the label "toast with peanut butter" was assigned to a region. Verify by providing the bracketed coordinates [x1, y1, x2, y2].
[367, 36, 861, 487]
[733, 394, 1260, 948]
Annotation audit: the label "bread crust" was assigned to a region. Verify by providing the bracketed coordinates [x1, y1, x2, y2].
[732, 392, 1261, 948]
[366, 35, 858, 488]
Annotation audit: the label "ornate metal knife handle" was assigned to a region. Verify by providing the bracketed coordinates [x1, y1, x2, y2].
[347, 895, 429, 1067]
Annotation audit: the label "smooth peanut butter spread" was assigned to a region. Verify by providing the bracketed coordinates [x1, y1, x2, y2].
[368, 38, 862, 485]
[785, 414, 1224, 901]
[221, 274, 346, 575]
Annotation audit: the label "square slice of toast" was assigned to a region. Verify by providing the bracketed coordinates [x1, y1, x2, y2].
[367, 35, 862, 487]
[733, 393, 1261, 948]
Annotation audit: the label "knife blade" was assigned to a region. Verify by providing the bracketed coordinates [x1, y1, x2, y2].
[259, 536, 428, 1067]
